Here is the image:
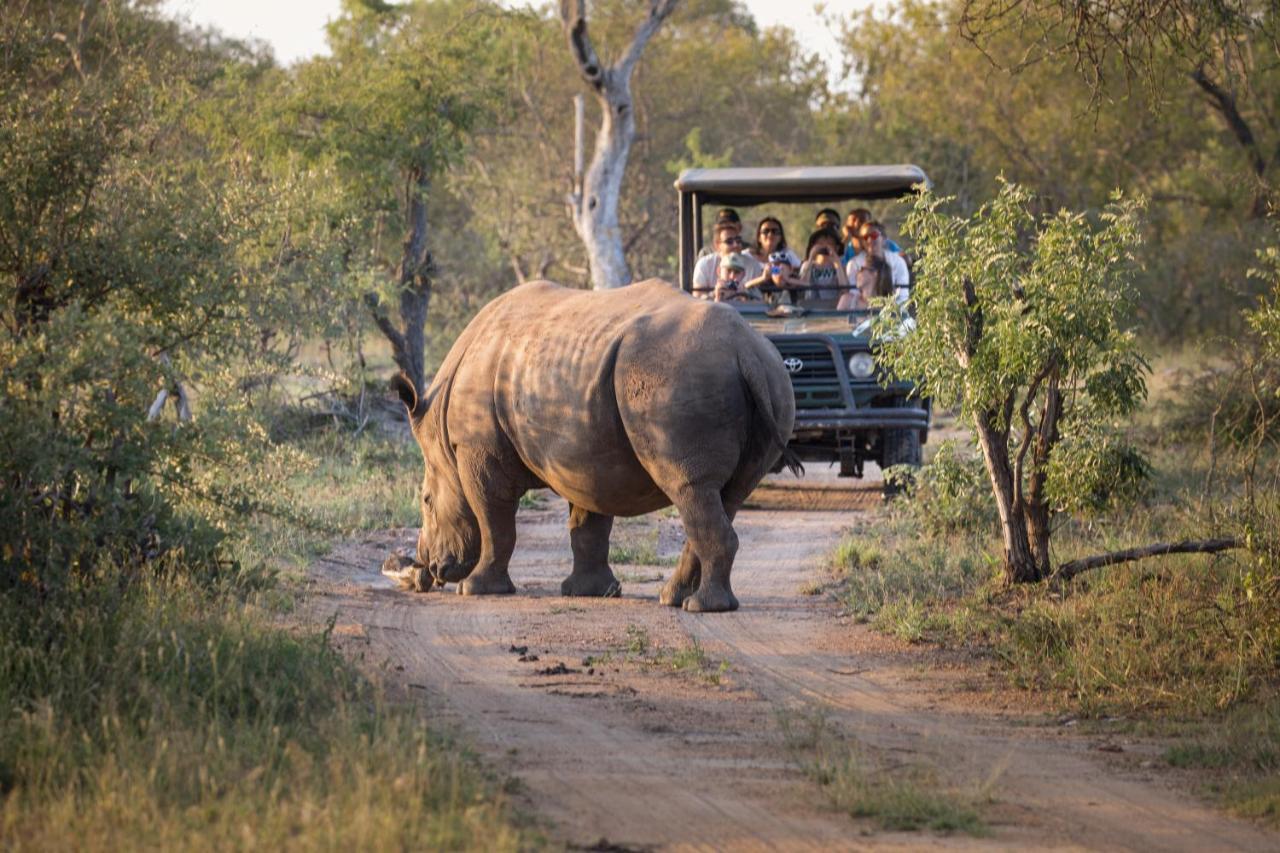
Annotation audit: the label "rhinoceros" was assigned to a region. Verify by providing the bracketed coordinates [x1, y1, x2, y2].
[389, 279, 799, 612]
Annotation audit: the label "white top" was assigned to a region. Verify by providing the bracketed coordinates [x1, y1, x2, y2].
[693, 252, 764, 299]
[846, 250, 910, 304]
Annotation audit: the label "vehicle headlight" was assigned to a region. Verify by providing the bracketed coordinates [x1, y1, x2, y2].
[847, 352, 875, 379]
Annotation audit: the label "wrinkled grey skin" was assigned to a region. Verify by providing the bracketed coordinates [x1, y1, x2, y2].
[393, 279, 799, 612]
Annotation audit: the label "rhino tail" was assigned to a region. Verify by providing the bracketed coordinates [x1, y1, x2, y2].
[740, 351, 803, 478]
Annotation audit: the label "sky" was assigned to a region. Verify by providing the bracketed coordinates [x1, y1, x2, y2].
[159, 0, 868, 77]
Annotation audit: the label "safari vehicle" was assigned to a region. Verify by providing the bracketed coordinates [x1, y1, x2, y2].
[674, 165, 931, 491]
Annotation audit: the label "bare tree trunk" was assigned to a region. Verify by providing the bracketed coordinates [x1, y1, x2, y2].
[366, 166, 433, 398]
[559, 0, 679, 290]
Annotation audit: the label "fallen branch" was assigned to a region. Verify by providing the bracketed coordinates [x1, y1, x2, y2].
[1054, 538, 1243, 582]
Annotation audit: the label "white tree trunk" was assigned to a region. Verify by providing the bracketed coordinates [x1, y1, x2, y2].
[560, 0, 678, 290]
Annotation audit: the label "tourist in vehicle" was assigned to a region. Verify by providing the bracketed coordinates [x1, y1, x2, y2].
[797, 228, 850, 301]
[693, 223, 761, 298]
[837, 248, 893, 311]
[746, 250, 806, 304]
[842, 208, 901, 263]
[814, 208, 841, 233]
[713, 253, 758, 303]
[748, 216, 802, 268]
[698, 208, 743, 259]
[845, 221, 910, 305]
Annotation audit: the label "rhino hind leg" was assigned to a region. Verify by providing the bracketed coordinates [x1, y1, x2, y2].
[562, 505, 621, 597]
[669, 487, 739, 613]
[658, 543, 701, 607]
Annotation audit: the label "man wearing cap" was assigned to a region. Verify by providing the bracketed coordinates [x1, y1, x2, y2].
[693, 223, 763, 299]
[713, 252, 760, 302]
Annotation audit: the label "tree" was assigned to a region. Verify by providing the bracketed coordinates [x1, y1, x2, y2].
[459, 1, 824, 288]
[875, 181, 1148, 582]
[826, 0, 1273, 339]
[956, 0, 1280, 218]
[558, 0, 679, 289]
[282, 0, 507, 396]
[0, 1, 299, 588]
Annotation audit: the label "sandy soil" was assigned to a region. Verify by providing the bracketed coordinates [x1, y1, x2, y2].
[305, 466, 1276, 851]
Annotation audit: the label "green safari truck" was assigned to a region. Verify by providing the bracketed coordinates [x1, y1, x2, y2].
[674, 165, 931, 494]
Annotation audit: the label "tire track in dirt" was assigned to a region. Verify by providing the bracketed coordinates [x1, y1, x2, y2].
[307, 473, 1276, 851]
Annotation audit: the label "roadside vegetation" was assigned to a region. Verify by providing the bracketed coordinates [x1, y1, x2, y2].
[837, 225, 1280, 820]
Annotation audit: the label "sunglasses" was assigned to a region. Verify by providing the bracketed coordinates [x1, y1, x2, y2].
[861, 230, 881, 241]
[723, 236, 744, 245]
[761, 227, 781, 236]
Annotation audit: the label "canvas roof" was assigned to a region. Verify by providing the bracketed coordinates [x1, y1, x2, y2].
[673, 165, 929, 206]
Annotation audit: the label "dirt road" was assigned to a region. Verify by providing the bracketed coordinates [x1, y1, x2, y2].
[307, 469, 1275, 851]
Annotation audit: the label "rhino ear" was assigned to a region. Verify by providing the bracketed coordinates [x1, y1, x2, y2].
[390, 373, 424, 422]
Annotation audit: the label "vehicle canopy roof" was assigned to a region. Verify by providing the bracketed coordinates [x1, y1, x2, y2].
[673, 164, 930, 206]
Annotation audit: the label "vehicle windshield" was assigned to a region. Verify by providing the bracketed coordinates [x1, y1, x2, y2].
[735, 306, 873, 337]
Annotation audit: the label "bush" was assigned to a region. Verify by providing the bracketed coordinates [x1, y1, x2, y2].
[889, 441, 997, 536]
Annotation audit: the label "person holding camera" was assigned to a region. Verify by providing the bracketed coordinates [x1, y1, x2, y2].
[713, 253, 759, 303]
[797, 228, 850, 301]
[693, 223, 762, 298]
[748, 216, 802, 269]
[746, 250, 806, 305]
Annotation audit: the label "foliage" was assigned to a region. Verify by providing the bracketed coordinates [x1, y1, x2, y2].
[0, 2, 310, 591]
[455, 0, 827, 286]
[875, 180, 1148, 580]
[827, 0, 1277, 339]
[890, 441, 997, 535]
[0, 570, 527, 850]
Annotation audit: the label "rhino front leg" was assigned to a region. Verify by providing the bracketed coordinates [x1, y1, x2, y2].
[562, 504, 621, 597]
[456, 466, 519, 596]
[671, 486, 738, 613]
[458, 499, 518, 595]
[659, 541, 701, 607]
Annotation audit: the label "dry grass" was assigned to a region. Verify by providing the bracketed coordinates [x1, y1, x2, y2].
[0, 573, 532, 850]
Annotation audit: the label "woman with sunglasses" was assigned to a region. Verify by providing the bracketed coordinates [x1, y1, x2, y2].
[843, 221, 910, 308]
[749, 216, 802, 269]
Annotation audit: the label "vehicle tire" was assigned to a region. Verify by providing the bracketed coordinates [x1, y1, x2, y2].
[881, 428, 922, 499]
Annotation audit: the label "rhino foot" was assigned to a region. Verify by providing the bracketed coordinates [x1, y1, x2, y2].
[659, 577, 694, 607]
[681, 586, 739, 613]
[457, 573, 517, 596]
[561, 570, 621, 598]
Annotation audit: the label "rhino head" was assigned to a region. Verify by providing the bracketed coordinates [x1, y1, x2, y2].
[392, 373, 480, 586]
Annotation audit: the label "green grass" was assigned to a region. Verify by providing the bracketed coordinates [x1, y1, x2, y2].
[608, 517, 678, 567]
[1163, 703, 1280, 824]
[0, 570, 530, 850]
[602, 625, 729, 686]
[781, 712, 988, 835]
[231, 425, 422, 574]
